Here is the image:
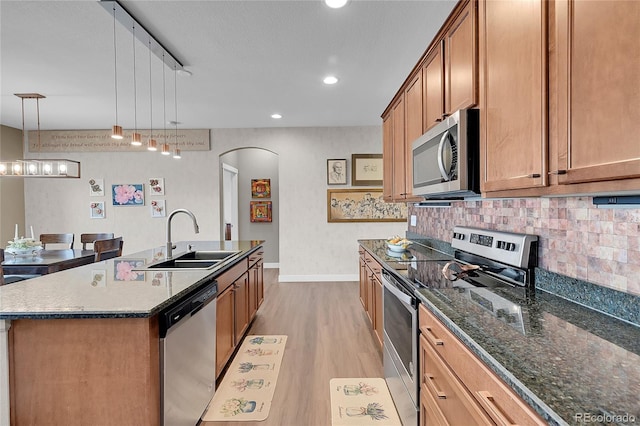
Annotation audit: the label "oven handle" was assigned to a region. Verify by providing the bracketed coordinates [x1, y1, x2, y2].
[382, 274, 413, 306]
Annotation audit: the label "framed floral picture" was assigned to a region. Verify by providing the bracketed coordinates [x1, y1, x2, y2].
[90, 202, 105, 219]
[250, 201, 272, 222]
[112, 183, 144, 206]
[151, 200, 166, 217]
[251, 179, 271, 198]
[149, 178, 165, 195]
[113, 259, 146, 281]
[89, 178, 104, 196]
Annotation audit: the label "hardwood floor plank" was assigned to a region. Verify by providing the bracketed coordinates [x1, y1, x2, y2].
[200, 268, 383, 426]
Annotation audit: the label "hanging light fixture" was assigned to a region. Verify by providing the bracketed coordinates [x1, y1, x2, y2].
[0, 94, 80, 179]
[111, 4, 123, 140]
[147, 39, 157, 151]
[130, 22, 142, 146]
[161, 51, 170, 156]
[172, 64, 181, 159]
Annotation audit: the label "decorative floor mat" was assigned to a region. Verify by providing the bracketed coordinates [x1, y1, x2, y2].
[202, 335, 287, 422]
[330, 378, 402, 426]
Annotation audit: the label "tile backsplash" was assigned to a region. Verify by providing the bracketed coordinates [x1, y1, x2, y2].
[408, 196, 640, 296]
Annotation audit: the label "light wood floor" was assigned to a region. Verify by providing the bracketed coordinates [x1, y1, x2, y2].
[200, 268, 384, 426]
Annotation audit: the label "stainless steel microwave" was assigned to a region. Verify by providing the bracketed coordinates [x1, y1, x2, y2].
[411, 108, 480, 199]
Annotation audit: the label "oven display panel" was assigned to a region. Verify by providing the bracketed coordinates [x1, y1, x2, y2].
[470, 233, 493, 247]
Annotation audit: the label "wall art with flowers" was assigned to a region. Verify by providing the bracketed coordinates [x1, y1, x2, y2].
[90, 202, 105, 219]
[149, 178, 165, 195]
[89, 178, 104, 196]
[151, 200, 166, 218]
[112, 183, 144, 206]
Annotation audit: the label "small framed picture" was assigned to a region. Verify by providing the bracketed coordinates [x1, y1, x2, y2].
[151, 200, 166, 217]
[149, 178, 165, 195]
[89, 178, 104, 196]
[327, 159, 347, 185]
[351, 154, 383, 186]
[90, 202, 105, 219]
[112, 183, 144, 206]
[250, 201, 272, 222]
[251, 179, 271, 198]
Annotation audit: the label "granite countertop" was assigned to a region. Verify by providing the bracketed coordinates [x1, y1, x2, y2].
[359, 239, 640, 426]
[0, 240, 263, 320]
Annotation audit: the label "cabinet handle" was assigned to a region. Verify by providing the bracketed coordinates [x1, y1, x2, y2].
[476, 391, 517, 426]
[548, 170, 567, 175]
[419, 325, 444, 346]
[441, 113, 450, 119]
[424, 373, 447, 399]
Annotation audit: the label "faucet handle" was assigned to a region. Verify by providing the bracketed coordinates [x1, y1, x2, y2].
[188, 244, 193, 251]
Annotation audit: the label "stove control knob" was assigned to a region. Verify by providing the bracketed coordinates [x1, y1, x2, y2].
[497, 240, 506, 249]
[453, 232, 465, 240]
[508, 242, 516, 251]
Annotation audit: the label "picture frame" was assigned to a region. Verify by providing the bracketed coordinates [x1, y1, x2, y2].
[351, 154, 383, 186]
[250, 201, 272, 222]
[151, 199, 166, 217]
[327, 188, 407, 223]
[327, 159, 347, 185]
[149, 178, 165, 195]
[251, 179, 271, 198]
[89, 178, 104, 196]
[90, 202, 105, 219]
[112, 183, 144, 206]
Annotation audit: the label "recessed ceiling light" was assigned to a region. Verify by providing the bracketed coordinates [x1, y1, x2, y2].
[323, 75, 339, 85]
[271, 113, 282, 119]
[325, 0, 348, 9]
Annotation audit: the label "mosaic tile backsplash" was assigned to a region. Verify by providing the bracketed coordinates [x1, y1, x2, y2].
[408, 196, 640, 296]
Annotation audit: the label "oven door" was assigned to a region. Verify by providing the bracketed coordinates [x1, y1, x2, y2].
[382, 271, 418, 426]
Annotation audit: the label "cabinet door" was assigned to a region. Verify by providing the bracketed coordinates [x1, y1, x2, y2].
[373, 274, 383, 349]
[382, 113, 394, 202]
[423, 41, 445, 132]
[405, 72, 423, 198]
[555, 0, 640, 184]
[216, 286, 235, 377]
[256, 259, 264, 308]
[248, 264, 258, 321]
[359, 256, 368, 310]
[391, 95, 407, 200]
[445, 0, 477, 114]
[233, 272, 250, 344]
[480, 0, 547, 192]
[366, 267, 374, 325]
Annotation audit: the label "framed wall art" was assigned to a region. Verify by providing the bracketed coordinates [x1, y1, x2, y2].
[327, 188, 407, 223]
[90, 202, 105, 219]
[149, 178, 165, 195]
[251, 179, 271, 198]
[351, 154, 383, 186]
[327, 159, 347, 185]
[89, 178, 104, 196]
[151, 200, 166, 217]
[112, 183, 144, 206]
[250, 201, 272, 222]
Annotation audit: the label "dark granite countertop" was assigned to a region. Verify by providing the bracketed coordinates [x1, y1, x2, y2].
[0, 240, 264, 320]
[359, 239, 640, 426]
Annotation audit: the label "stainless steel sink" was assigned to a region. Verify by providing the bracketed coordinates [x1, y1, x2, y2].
[138, 250, 241, 270]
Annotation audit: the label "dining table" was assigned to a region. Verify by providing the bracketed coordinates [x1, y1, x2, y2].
[1, 249, 95, 275]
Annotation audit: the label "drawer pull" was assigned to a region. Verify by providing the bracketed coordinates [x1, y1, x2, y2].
[476, 391, 518, 426]
[420, 325, 444, 346]
[425, 373, 447, 399]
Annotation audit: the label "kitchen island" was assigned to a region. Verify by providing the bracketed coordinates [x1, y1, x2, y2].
[0, 240, 263, 426]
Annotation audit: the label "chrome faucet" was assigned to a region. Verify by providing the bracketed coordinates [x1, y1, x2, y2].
[166, 208, 200, 259]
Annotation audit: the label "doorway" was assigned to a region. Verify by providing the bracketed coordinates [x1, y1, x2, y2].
[221, 163, 239, 240]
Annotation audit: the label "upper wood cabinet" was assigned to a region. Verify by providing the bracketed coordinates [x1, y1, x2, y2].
[405, 72, 424, 196]
[479, 0, 548, 193]
[554, 0, 640, 185]
[382, 113, 394, 202]
[423, 42, 445, 131]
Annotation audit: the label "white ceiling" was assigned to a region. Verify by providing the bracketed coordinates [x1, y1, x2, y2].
[0, 0, 456, 132]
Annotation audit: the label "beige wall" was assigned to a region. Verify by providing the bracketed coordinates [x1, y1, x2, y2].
[0, 125, 25, 246]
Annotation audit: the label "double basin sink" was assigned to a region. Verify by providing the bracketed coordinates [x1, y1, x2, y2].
[140, 250, 241, 270]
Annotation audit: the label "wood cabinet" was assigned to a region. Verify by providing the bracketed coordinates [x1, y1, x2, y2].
[423, 42, 445, 132]
[382, 95, 414, 202]
[248, 250, 264, 321]
[479, 0, 548, 193]
[358, 247, 383, 349]
[233, 272, 250, 344]
[419, 304, 545, 426]
[215, 284, 235, 377]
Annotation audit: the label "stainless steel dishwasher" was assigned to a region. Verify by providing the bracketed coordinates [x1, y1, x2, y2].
[160, 280, 217, 426]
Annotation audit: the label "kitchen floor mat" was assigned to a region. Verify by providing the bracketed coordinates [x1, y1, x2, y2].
[201, 335, 287, 422]
[330, 378, 402, 426]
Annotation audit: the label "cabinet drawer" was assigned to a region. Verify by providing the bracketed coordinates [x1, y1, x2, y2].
[248, 250, 264, 266]
[363, 251, 382, 277]
[420, 334, 492, 425]
[419, 305, 545, 426]
[217, 258, 249, 293]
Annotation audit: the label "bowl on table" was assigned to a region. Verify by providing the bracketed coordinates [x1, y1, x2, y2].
[385, 239, 410, 252]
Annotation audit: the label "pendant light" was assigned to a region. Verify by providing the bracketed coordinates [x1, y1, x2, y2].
[147, 39, 157, 151]
[111, 4, 123, 140]
[161, 51, 170, 156]
[172, 64, 181, 159]
[130, 23, 141, 146]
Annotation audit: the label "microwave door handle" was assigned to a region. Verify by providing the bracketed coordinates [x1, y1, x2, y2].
[437, 131, 450, 181]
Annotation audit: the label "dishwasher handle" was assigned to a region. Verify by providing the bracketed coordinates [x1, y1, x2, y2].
[162, 281, 217, 333]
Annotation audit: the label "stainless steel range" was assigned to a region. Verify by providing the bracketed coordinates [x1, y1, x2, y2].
[382, 226, 538, 425]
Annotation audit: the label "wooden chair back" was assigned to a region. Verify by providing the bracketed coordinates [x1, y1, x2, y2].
[80, 233, 115, 250]
[40, 233, 74, 249]
[94, 237, 123, 262]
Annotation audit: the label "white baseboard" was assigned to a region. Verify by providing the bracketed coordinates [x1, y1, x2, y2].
[264, 262, 279, 269]
[278, 274, 359, 282]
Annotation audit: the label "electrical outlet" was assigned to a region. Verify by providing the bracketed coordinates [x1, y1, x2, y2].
[410, 215, 417, 227]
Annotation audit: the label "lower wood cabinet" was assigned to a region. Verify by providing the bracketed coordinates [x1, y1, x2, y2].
[358, 246, 383, 350]
[215, 284, 235, 377]
[248, 250, 264, 321]
[419, 304, 545, 426]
